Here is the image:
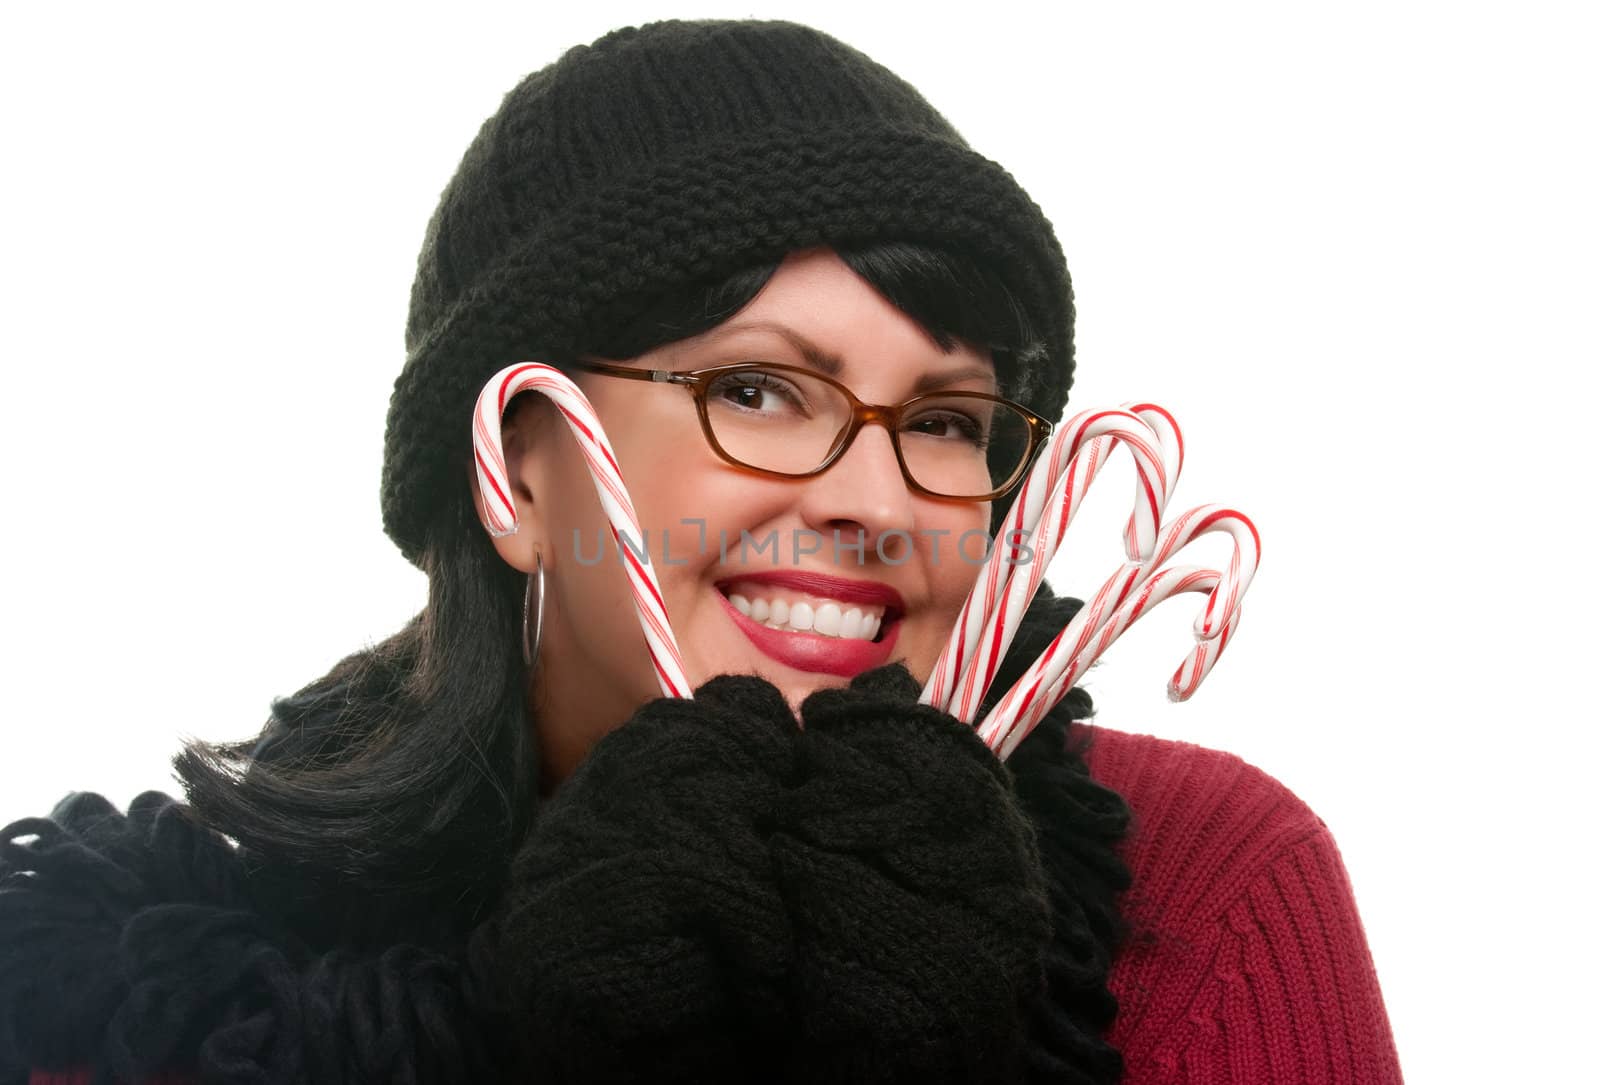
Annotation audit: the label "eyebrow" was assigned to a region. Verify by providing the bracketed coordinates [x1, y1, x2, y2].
[701, 320, 997, 394]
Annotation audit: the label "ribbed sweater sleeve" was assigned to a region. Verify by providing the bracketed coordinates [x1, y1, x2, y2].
[1084, 726, 1403, 1084]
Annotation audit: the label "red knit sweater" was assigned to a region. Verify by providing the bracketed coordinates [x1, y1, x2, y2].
[1084, 725, 1403, 1082]
[30, 726, 1402, 1084]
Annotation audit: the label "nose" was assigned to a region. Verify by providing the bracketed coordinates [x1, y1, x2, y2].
[794, 422, 917, 564]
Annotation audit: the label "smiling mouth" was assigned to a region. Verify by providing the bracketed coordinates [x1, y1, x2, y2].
[717, 580, 900, 643]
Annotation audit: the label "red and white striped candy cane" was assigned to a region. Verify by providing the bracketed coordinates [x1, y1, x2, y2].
[980, 504, 1259, 754]
[964, 402, 1189, 727]
[1126, 402, 1185, 515]
[1168, 599, 1241, 702]
[1036, 504, 1256, 715]
[922, 406, 1173, 721]
[919, 418, 1085, 718]
[983, 565, 1243, 760]
[468, 364, 1255, 736]
[1139, 504, 1260, 641]
[472, 362, 693, 700]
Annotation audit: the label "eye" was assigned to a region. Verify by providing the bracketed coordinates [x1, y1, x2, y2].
[902, 407, 990, 447]
[705, 367, 812, 416]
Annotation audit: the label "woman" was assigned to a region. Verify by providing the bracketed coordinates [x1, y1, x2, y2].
[1, 20, 1402, 1084]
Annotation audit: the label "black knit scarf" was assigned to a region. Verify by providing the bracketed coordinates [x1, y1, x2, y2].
[0, 592, 1129, 1084]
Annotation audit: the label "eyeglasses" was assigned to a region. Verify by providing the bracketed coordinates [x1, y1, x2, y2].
[572, 360, 1053, 501]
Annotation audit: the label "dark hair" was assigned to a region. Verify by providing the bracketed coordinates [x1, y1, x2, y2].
[176, 240, 1055, 949]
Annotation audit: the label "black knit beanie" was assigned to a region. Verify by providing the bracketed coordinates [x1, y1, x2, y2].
[383, 19, 1076, 566]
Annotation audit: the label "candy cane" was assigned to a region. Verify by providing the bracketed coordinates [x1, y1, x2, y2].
[961, 402, 1188, 726]
[1168, 601, 1241, 702]
[984, 566, 1242, 761]
[472, 362, 692, 699]
[1126, 402, 1185, 519]
[471, 367, 1255, 731]
[1040, 504, 1256, 711]
[1031, 508, 1254, 732]
[920, 422, 1097, 717]
[981, 504, 1260, 753]
[1140, 505, 1260, 641]
[923, 405, 1173, 721]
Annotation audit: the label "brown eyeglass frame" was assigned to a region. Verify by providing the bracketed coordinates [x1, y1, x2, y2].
[572, 360, 1053, 502]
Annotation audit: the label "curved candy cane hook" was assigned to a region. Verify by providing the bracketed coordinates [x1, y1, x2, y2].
[472, 362, 693, 700]
[1120, 401, 1184, 535]
[983, 565, 1241, 760]
[470, 368, 1256, 739]
[980, 503, 1259, 754]
[1140, 504, 1260, 641]
[923, 406, 1173, 721]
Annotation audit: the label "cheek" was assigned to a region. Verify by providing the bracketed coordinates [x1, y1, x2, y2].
[600, 393, 731, 543]
[604, 429, 759, 665]
[543, 457, 647, 656]
[625, 470, 794, 693]
[926, 506, 991, 607]
[894, 504, 991, 679]
[623, 455, 734, 571]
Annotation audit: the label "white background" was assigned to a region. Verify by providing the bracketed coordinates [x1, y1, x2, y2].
[2, 3, 1594, 1079]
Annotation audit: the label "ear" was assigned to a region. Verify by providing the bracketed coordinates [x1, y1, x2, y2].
[472, 394, 553, 576]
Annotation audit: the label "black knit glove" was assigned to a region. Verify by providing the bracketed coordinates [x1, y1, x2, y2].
[491, 664, 1051, 1085]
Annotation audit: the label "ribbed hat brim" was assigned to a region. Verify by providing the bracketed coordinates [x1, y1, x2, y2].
[382, 122, 1073, 565]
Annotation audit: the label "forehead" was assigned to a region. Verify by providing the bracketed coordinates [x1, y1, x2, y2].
[663, 250, 998, 393]
[697, 320, 996, 397]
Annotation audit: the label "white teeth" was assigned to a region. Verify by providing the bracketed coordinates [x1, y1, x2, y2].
[841, 608, 863, 638]
[725, 587, 887, 641]
[789, 602, 815, 631]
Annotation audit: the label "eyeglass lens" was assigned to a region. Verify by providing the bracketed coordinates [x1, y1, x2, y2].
[702, 367, 1032, 498]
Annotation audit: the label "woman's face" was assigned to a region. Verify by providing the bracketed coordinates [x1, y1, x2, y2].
[489, 248, 997, 790]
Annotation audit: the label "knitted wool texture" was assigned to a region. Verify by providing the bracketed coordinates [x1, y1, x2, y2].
[0, 653, 1129, 1083]
[0, 792, 513, 1083]
[499, 665, 1052, 1083]
[382, 19, 1076, 565]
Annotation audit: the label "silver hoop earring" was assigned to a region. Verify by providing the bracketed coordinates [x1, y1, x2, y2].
[522, 551, 545, 668]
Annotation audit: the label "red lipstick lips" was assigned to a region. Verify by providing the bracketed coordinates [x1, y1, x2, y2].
[715, 570, 905, 611]
[715, 571, 903, 678]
